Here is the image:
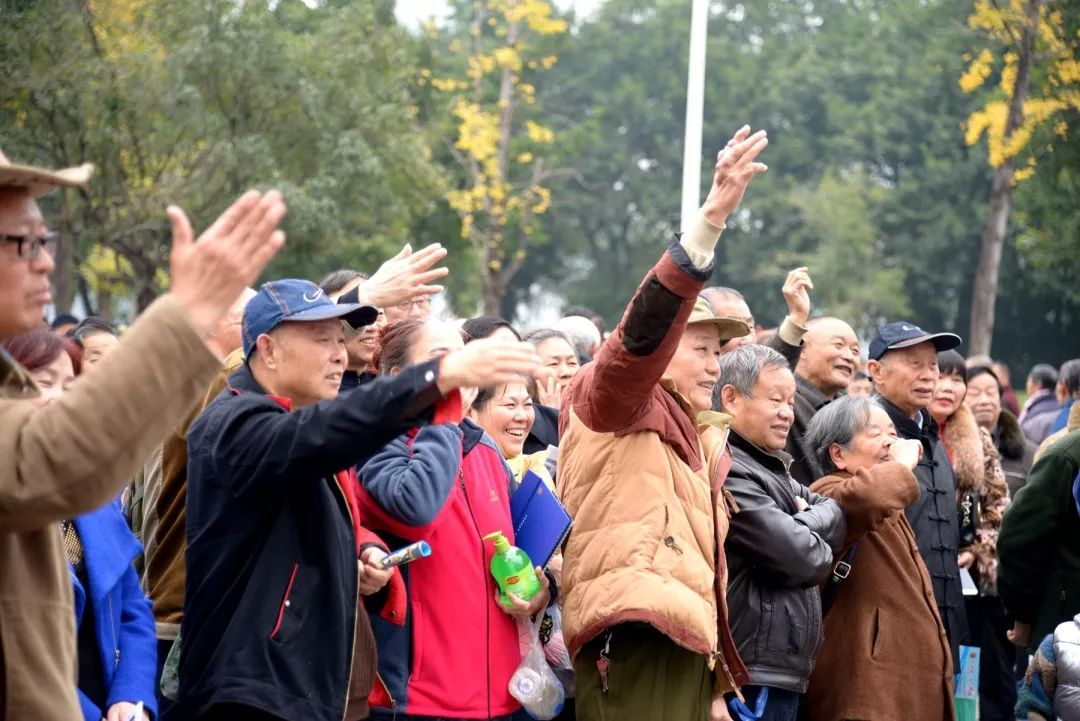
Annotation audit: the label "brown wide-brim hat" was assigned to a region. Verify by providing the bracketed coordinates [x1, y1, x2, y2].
[687, 297, 752, 340]
[0, 148, 94, 197]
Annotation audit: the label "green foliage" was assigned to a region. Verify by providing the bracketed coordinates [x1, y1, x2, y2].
[0, 0, 441, 312]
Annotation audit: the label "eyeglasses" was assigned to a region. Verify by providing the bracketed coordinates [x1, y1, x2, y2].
[396, 297, 432, 312]
[1, 233, 59, 261]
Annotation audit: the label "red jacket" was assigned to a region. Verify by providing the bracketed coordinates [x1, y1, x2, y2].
[356, 420, 522, 719]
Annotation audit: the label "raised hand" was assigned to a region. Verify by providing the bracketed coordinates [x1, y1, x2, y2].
[168, 190, 286, 341]
[781, 266, 813, 326]
[534, 369, 562, 410]
[437, 338, 541, 395]
[361, 243, 449, 309]
[700, 125, 769, 227]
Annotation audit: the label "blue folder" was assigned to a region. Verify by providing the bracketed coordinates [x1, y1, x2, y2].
[510, 470, 573, 569]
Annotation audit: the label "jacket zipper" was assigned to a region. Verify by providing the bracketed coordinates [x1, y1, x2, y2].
[269, 563, 300, 640]
[107, 595, 119, 670]
[375, 670, 396, 709]
[460, 469, 493, 720]
[334, 475, 359, 721]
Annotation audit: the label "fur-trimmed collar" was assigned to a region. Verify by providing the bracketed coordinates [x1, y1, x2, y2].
[997, 410, 1027, 461]
[941, 404, 985, 493]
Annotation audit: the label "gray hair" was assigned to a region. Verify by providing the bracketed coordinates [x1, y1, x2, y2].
[523, 328, 575, 349]
[804, 395, 885, 475]
[555, 316, 601, 358]
[714, 344, 789, 410]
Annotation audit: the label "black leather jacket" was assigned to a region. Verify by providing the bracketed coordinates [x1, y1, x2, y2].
[724, 431, 846, 693]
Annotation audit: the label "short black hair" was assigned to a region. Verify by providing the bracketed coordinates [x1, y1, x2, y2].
[966, 364, 1002, 394]
[1028, 363, 1059, 392]
[938, 350, 967, 381]
[50, 314, 79, 329]
[462, 316, 520, 342]
[318, 269, 367, 295]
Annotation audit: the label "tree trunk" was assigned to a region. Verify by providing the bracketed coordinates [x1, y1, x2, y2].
[482, 269, 505, 317]
[968, 0, 1040, 355]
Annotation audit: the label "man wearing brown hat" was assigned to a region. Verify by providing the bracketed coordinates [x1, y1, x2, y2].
[0, 148, 287, 721]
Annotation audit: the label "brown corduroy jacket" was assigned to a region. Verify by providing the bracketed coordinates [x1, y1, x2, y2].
[807, 463, 955, 721]
[0, 295, 220, 721]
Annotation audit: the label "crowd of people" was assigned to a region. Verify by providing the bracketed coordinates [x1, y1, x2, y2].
[2, 127, 1080, 721]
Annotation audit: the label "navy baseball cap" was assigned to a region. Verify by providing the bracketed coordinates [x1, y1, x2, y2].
[868, 321, 962, 361]
[242, 279, 378, 360]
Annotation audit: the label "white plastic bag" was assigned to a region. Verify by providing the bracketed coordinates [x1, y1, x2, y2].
[509, 616, 566, 720]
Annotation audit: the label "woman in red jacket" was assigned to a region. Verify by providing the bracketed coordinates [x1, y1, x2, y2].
[357, 317, 552, 721]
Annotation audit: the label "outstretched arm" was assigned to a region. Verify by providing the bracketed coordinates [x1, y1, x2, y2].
[568, 126, 769, 434]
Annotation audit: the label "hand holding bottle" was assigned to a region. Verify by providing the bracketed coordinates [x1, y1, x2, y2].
[499, 567, 551, 619]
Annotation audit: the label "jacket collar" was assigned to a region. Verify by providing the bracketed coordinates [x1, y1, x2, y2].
[71, 504, 142, 606]
[728, 428, 793, 473]
[660, 376, 698, 418]
[460, 417, 487, 454]
[227, 363, 293, 411]
[877, 395, 937, 441]
[795, 373, 832, 411]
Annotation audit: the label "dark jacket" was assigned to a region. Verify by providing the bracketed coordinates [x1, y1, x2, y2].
[879, 396, 968, 663]
[356, 421, 522, 719]
[1021, 390, 1062, 444]
[72, 503, 158, 721]
[172, 360, 455, 721]
[763, 320, 804, 371]
[525, 403, 560, 455]
[995, 409, 1036, 500]
[784, 374, 830, 487]
[724, 430, 846, 694]
[998, 429, 1080, 652]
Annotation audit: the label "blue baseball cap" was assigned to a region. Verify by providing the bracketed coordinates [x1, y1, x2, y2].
[868, 321, 961, 361]
[242, 279, 378, 360]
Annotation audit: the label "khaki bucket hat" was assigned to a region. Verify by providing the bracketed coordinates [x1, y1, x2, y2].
[0, 148, 94, 197]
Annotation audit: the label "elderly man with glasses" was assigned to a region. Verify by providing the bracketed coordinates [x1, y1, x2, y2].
[0, 148, 286, 721]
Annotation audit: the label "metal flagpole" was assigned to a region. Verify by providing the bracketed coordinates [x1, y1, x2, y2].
[679, 0, 709, 232]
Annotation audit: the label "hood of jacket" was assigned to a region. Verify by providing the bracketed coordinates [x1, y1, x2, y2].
[942, 404, 985, 495]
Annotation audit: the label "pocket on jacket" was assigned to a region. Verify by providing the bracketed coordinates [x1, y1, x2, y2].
[870, 607, 883, 660]
[763, 590, 810, 656]
[269, 563, 301, 641]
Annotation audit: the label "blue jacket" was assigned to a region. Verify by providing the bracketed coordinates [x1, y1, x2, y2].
[1052, 398, 1076, 435]
[71, 502, 158, 721]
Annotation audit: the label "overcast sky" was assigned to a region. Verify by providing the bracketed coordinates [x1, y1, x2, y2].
[395, 0, 606, 28]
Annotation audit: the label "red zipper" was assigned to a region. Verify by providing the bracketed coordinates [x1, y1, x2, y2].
[269, 562, 300, 639]
[459, 469, 493, 720]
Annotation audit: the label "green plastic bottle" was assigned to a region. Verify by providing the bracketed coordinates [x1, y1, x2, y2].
[483, 531, 541, 604]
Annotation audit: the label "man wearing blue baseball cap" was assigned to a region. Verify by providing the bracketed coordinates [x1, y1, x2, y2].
[867, 320, 968, 668]
[172, 279, 540, 721]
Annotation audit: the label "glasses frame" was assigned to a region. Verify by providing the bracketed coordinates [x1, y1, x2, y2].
[0, 232, 59, 261]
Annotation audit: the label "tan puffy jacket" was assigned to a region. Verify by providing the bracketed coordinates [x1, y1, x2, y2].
[557, 243, 746, 691]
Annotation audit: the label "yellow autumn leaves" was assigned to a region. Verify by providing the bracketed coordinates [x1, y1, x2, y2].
[432, 0, 565, 254]
[960, 0, 1079, 182]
